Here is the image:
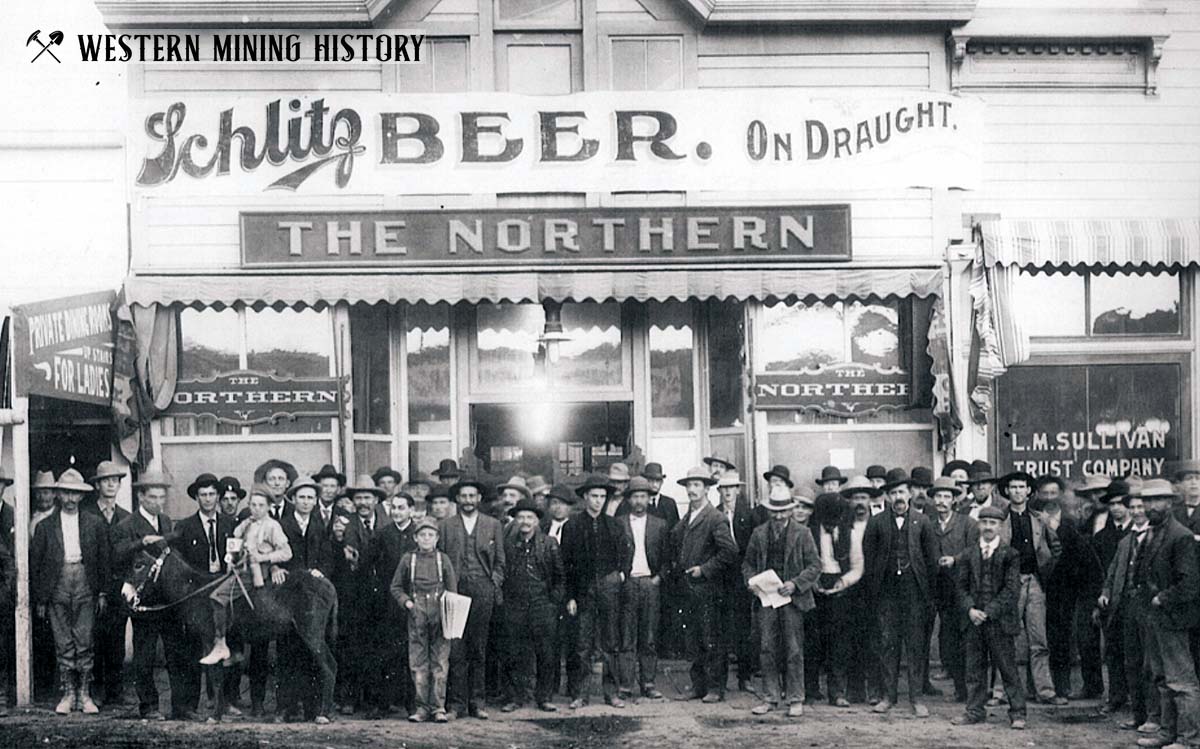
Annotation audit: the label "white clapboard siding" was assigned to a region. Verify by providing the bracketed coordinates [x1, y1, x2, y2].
[145, 65, 385, 93]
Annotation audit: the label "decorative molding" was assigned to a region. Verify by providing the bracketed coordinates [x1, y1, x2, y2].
[686, 0, 976, 25]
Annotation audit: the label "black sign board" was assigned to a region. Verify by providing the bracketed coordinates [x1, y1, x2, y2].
[165, 370, 341, 426]
[10, 290, 116, 406]
[751, 363, 912, 417]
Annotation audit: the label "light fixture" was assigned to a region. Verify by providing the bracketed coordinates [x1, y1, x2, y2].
[537, 300, 572, 364]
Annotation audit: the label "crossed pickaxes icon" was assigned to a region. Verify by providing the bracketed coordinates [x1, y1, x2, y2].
[27, 30, 64, 63]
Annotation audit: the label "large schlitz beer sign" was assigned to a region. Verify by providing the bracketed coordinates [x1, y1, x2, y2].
[752, 363, 913, 417]
[131, 90, 984, 195]
[165, 370, 342, 426]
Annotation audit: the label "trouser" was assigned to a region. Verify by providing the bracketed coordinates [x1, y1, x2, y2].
[618, 576, 660, 694]
[964, 621, 1026, 721]
[449, 575, 496, 713]
[1015, 574, 1056, 700]
[1073, 600, 1105, 696]
[682, 576, 724, 698]
[384, 613, 414, 714]
[759, 604, 805, 705]
[878, 574, 929, 706]
[555, 601, 580, 695]
[847, 588, 883, 702]
[410, 593, 450, 715]
[803, 609, 823, 698]
[247, 638, 273, 710]
[1146, 613, 1200, 747]
[721, 582, 754, 686]
[658, 577, 682, 658]
[504, 595, 558, 705]
[131, 613, 195, 715]
[1046, 583, 1075, 696]
[49, 563, 95, 676]
[815, 592, 853, 700]
[937, 597, 968, 698]
[568, 572, 621, 701]
[1122, 598, 1161, 725]
[93, 600, 127, 700]
[1102, 609, 1129, 707]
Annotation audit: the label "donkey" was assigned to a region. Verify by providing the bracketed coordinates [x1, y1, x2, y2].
[122, 545, 338, 723]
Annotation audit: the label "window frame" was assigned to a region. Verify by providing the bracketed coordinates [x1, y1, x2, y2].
[607, 35, 684, 91]
[494, 32, 584, 93]
[1018, 268, 1189, 343]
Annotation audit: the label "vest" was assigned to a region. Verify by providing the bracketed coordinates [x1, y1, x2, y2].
[977, 551, 998, 609]
[461, 522, 487, 580]
[766, 523, 787, 573]
[895, 517, 912, 574]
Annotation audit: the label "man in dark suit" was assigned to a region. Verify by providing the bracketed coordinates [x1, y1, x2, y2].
[671, 466, 738, 703]
[615, 477, 668, 702]
[561, 474, 624, 709]
[641, 463, 681, 658]
[950, 505, 1027, 730]
[1081, 482, 1133, 709]
[541, 484, 577, 695]
[928, 477, 978, 703]
[439, 476, 506, 720]
[1173, 459, 1200, 683]
[714, 472, 756, 693]
[112, 470, 191, 721]
[363, 490, 417, 716]
[31, 469, 111, 716]
[863, 468, 938, 718]
[84, 461, 132, 706]
[1138, 479, 1200, 749]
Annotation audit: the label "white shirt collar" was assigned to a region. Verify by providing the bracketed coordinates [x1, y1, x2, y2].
[138, 506, 159, 530]
[980, 536, 1000, 556]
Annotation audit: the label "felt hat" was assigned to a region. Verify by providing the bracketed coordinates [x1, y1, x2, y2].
[927, 476, 964, 498]
[287, 474, 320, 498]
[508, 497, 544, 520]
[865, 465, 888, 481]
[792, 489, 815, 508]
[427, 483, 452, 501]
[248, 483, 275, 501]
[187, 473, 222, 499]
[413, 516, 440, 534]
[677, 466, 717, 488]
[33, 470, 57, 490]
[576, 474, 615, 497]
[839, 475, 881, 499]
[1101, 479, 1132, 504]
[55, 468, 93, 494]
[254, 459, 297, 486]
[942, 460, 972, 477]
[977, 505, 1007, 521]
[345, 474, 387, 500]
[496, 476, 532, 501]
[624, 476, 655, 497]
[882, 468, 912, 492]
[448, 475, 488, 499]
[1034, 475, 1066, 493]
[432, 459, 462, 480]
[1173, 460, 1200, 481]
[763, 464, 794, 488]
[526, 475, 550, 496]
[372, 466, 403, 485]
[998, 471, 1036, 498]
[312, 464, 346, 485]
[703, 455, 736, 472]
[910, 466, 934, 488]
[133, 469, 173, 489]
[641, 463, 667, 481]
[407, 471, 434, 489]
[1075, 474, 1112, 495]
[219, 476, 246, 499]
[817, 465, 849, 485]
[963, 462, 996, 485]
[91, 460, 126, 482]
[1137, 478, 1177, 500]
[607, 463, 632, 482]
[716, 472, 746, 488]
[545, 484, 578, 505]
[760, 484, 796, 512]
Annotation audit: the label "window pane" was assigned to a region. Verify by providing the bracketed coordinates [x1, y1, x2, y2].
[1090, 272, 1180, 335]
[496, 0, 579, 25]
[356, 440, 393, 479]
[477, 303, 545, 389]
[408, 304, 451, 435]
[707, 300, 745, 429]
[1014, 271, 1086, 336]
[611, 39, 646, 90]
[650, 301, 694, 431]
[398, 38, 470, 92]
[506, 44, 574, 94]
[179, 307, 240, 379]
[760, 301, 900, 371]
[646, 39, 682, 90]
[245, 308, 332, 378]
[350, 305, 390, 435]
[410, 440, 454, 480]
[555, 302, 622, 388]
[847, 303, 901, 369]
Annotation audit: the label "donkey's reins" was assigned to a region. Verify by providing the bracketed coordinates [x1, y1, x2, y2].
[128, 547, 237, 614]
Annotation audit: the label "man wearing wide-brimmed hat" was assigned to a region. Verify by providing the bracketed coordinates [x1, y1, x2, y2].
[433, 459, 463, 483]
[29, 470, 59, 537]
[495, 476, 531, 521]
[927, 476, 978, 703]
[373, 466, 404, 500]
[85, 460, 127, 520]
[253, 459, 297, 509]
[743, 485, 820, 718]
[672, 466, 738, 703]
[640, 463, 681, 530]
[607, 463, 632, 499]
[715, 471, 756, 692]
[31, 468, 111, 716]
[560, 474, 624, 709]
[702, 455, 736, 506]
[1172, 459, 1200, 540]
[440, 475, 506, 720]
[614, 476, 668, 702]
[964, 462, 1006, 521]
[817, 466, 850, 494]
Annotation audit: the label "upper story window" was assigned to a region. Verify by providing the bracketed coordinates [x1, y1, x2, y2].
[495, 0, 581, 28]
[1013, 270, 1182, 338]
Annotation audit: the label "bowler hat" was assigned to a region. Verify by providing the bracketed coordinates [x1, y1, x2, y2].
[624, 476, 655, 497]
[496, 476, 532, 501]
[427, 483, 452, 501]
[55, 468, 93, 494]
[509, 497, 544, 520]
[792, 490, 815, 508]
[345, 474, 387, 500]
[677, 466, 717, 488]
[313, 464, 346, 485]
[977, 506, 1006, 521]
[91, 460, 126, 482]
[576, 474, 614, 497]
[942, 460, 972, 477]
[432, 459, 462, 480]
[817, 466, 849, 486]
[33, 470, 56, 490]
[997, 471, 1035, 498]
[910, 466, 934, 488]
[546, 483, 578, 505]
[1101, 479, 1132, 504]
[219, 476, 246, 499]
[607, 463, 632, 483]
[641, 463, 667, 481]
[448, 475, 488, 499]
[1137, 478, 1177, 500]
[839, 475, 881, 499]
[287, 474, 320, 498]
[963, 462, 996, 485]
[372, 466, 403, 485]
[716, 472, 746, 488]
[187, 473, 222, 499]
[882, 468, 912, 492]
[1173, 460, 1200, 481]
[865, 465, 888, 481]
[760, 484, 796, 512]
[927, 476, 963, 497]
[763, 464, 794, 488]
[133, 469, 173, 489]
[413, 516, 440, 534]
[703, 455, 736, 472]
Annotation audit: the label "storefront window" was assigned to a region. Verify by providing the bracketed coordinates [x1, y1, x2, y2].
[555, 302, 623, 388]
[475, 301, 623, 390]
[759, 300, 902, 371]
[350, 304, 390, 435]
[649, 301, 695, 431]
[707, 299, 744, 429]
[410, 441, 454, 479]
[179, 307, 239, 379]
[476, 303, 544, 389]
[245, 308, 332, 378]
[408, 304, 452, 435]
[1014, 270, 1181, 337]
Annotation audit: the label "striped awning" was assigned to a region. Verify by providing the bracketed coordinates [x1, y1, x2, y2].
[121, 265, 944, 308]
[980, 219, 1200, 269]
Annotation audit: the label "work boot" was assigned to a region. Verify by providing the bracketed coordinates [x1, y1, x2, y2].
[55, 670, 75, 715]
[79, 670, 100, 714]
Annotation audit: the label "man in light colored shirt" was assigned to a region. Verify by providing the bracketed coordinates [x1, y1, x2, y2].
[616, 477, 666, 701]
[30, 470, 58, 537]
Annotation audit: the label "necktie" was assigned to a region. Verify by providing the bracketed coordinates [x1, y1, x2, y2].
[208, 518, 218, 565]
[982, 544, 992, 560]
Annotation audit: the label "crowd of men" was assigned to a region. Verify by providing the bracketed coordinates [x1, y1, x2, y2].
[0, 455, 1199, 746]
